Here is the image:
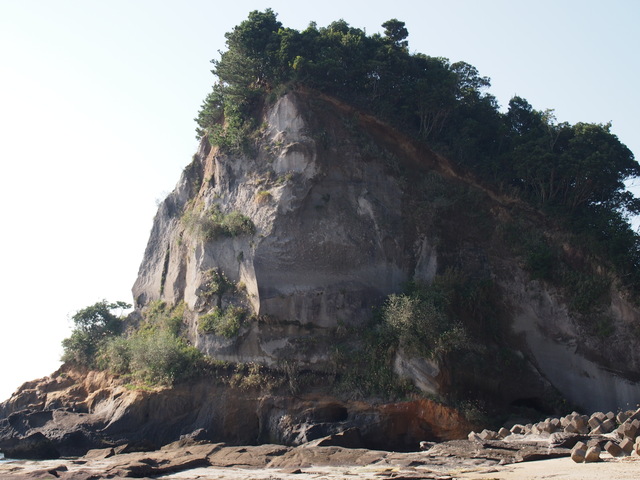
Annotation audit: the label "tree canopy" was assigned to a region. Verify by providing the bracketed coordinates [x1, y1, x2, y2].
[196, 9, 640, 293]
[61, 300, 131, 367]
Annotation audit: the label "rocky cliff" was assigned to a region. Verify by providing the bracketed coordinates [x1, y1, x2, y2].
[0, 365, 470, 458]
[2, 88, 640, 459]
[133, 88, 640, 412]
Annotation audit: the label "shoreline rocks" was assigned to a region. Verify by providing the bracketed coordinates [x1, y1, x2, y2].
[467, 407, 640, 466]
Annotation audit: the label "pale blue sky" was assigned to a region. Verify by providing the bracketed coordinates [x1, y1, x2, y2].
[1, 0, 638, 400]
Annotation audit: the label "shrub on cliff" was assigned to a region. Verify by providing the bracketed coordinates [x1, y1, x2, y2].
[62, 300, 204, 385]
[198, 305, 246, 338]
[99, 329, 203, 385]
[99, 301, 204, 385]
[183, 205, 255, 241]
[381, 278, 469, 360]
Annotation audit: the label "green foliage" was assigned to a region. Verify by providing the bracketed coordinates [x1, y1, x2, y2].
[229, 362, 284, 391]
[125, 330, 203, 385]
[522, 235, 556, 281]
[183, 205, 256, 241]
[61, 300, 131, 367]
[331, 322, 414, 400]
[198, 268, 237, 310]
[97, 301, 204, 385]
[199, 306, 247, 338]
[381, 279, 470, 360]
[562, 271, 611, 314]
[196, 10, 490, 150]
[502, 219, 615, 327]
[141, 300, 185, 336]
[99, 335, 131, 374]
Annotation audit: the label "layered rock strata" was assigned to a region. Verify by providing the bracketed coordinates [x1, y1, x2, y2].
[0, 367, 471, 459]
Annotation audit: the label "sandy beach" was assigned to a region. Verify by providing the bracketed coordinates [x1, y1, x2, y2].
[455, 455, 640, 480]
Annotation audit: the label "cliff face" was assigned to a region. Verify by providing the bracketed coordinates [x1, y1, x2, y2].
[0, 366, 471, 458]
[131, 89, 640, 413]
[133, 91, 414, 370]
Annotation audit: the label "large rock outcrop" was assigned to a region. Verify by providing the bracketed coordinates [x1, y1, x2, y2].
[0, 366, 471, 458]
[132, 89, 640, 412]
[2, 88, 640, 460]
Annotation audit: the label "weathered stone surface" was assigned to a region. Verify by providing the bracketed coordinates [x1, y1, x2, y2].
[549, 432, 583, 448]
[0, 431, 60, 460]
[564, 423, 578, 434]
[303, 427, 365, 449]
[83, 447, 115, 459]
[0, 434, 579, 480]
[3, 86, 640, 473]
[467, 431, 481, 442]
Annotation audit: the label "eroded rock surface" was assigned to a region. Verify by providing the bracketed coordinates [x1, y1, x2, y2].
[0, 367, 471, 459]
[0, 436, 574, 480]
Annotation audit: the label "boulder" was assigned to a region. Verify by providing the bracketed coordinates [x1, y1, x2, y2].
[617, 411, 630, 424]
[587, 415, 602, 430]
[510, 424, 525, 435]
[617, 419, 639, 439]
[0, 431, 60, 460]
[83, 447, 115, 460]
[468, 431, 482, 442]
[619, 437, 634, 455]
[604, 440, 624, 457]
[600, 417, 617, 433]
[478, 429, 498, 441]
[584, 445, 601, 463]
[570, 441, 587, 463]
[549, 432, 583, 449]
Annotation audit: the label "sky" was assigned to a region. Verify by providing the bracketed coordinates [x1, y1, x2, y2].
[0, 0, 639, 400]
